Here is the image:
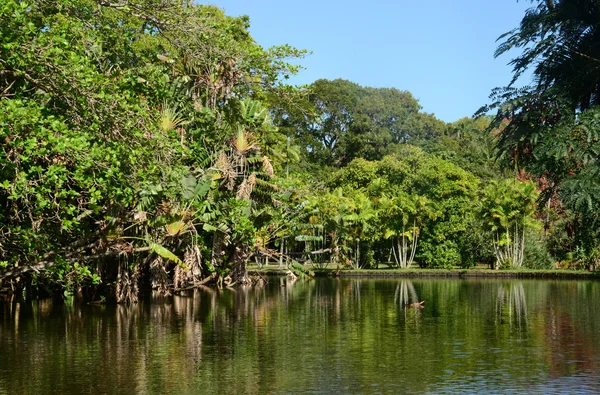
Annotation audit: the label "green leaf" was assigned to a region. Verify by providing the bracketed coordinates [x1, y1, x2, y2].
[146, 236, 184, 266]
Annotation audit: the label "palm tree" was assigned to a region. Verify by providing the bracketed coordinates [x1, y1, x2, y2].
[479, 179, 539, 269]
[210, 99, 283, 284]
[377, 192, 431, 269]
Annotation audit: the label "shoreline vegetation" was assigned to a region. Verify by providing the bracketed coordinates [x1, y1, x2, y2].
[2, 1, 600, 303]
[250, 267, 600, 280]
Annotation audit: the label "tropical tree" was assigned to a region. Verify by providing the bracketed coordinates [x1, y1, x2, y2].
[284, 79, 446, 168]
[492, 0, 600, 112]
[423, 117, 508, 181]
[376, 192, 430, 269]
[479, 179, 540, 269]
[305, 188, 360, 272]
[0, 0, 305, 300]
[325, 147, 480, 269]
[301, 79, 363, 165]
[204, 99, 286, 284]
[375, 148, 479, 268]
[343, 189, 378, 269]
[481, 0, 600, 263]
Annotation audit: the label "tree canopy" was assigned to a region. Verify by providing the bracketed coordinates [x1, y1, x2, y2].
[0, 0, 594, 302]
[282, 78, 446, 167]
[482, 0, 600, 263]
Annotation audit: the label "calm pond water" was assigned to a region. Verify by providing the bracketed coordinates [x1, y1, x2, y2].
[2, 278, 600, 394]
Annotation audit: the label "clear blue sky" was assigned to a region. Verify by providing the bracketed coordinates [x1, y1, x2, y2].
[206, 0, 532, 123]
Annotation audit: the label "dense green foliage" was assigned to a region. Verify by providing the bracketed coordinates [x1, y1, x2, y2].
[280, 78, 446, 167]
[0, 0, 307, 300]
[1, 0, 596, 302]
[481, 0, 600, 268]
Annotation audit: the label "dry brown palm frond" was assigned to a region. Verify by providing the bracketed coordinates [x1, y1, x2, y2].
[116, 259, 139, 304]
[174, 264, 187, 289]
[216, 151, 236, 190]
[248, 172, 257, 189]
[236, 172, 257, 200]
[236, 178, 250, 200]
[184, 245, 203, 283]
[150, 256, 171, 296]
[262, 155, 274, 178]
[133, 210, 147, 222]
[216, 150, 229, 170]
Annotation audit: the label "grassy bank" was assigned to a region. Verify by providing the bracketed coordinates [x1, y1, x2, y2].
[249, 266, 600, 280]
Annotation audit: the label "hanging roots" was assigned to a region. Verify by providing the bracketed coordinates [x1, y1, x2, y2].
[184, 245, 203, 285]
[150, 256, 171, 296]
[116, 259, 139, 304]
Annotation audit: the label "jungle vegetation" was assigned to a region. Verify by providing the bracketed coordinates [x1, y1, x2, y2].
[1, 0, 598, 303]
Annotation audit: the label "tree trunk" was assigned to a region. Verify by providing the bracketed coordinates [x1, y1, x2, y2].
[230, 244, 251, 285]
[279, 238, 284, 269]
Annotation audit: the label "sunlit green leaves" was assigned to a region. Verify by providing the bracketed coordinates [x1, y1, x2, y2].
[146, 236, 184, 267]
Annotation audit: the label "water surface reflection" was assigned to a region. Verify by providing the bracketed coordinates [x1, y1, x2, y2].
[2, 278, 600, 394]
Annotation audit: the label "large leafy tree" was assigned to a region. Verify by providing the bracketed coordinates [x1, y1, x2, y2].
[423, 117, 509, 181]
[482, 0, 600, 263]
[298, 79, 363, 165]
[493, 0, 600, 111]
[328, 146, 479, 269]
[0, 0, 173, 290]
[286, 79, 446, 167]
[0, 0, 305, 299]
